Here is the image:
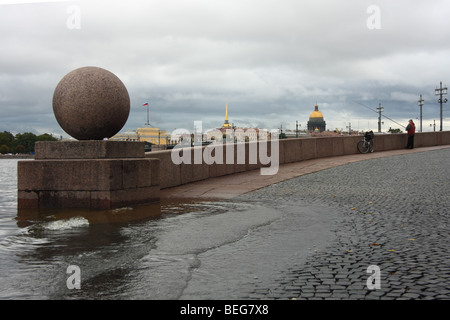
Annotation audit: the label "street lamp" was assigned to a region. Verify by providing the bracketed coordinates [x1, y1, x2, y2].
[435, 81, 448, 131]
[418, 94, 424, 132]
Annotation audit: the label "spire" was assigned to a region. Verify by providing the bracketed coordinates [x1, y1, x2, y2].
[222, 100, 231, 128]
[225, 102, 229, 121]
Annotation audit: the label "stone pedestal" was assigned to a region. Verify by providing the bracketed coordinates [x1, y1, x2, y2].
[18, 141, 160, 210]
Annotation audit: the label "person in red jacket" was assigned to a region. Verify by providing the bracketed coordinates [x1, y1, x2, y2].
[406, 119, 415, 149]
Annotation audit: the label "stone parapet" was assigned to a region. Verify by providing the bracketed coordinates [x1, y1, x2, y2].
[147, 131, 450, 190]
[18, 141, 160, 210]
[34, 141, 145, 159]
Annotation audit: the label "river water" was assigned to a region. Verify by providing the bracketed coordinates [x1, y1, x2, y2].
[0, 159, 337, 300]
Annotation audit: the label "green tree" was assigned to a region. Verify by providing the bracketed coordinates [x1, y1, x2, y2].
[37, 133, 58, 142]
[0, 131, 14, 151]
[13, 132, 38, 153]
[15, 144, 26, 154]
[0, 131, 58, 153]
[0, 144, 10, 154]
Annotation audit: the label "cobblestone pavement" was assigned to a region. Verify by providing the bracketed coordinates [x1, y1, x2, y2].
[236, 148, 450, 300]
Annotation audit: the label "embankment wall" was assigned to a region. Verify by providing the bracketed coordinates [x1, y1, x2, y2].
[146, 131, 450, 189]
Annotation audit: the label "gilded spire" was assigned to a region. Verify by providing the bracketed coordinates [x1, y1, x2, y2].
[222, 100, 231, 128]
[225, 103, 229, 121]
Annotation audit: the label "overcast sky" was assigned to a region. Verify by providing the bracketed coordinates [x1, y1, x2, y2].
[1, 0, 450, 138]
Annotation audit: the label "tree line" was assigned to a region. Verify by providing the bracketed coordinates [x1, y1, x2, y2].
[0, 131, 59, 154]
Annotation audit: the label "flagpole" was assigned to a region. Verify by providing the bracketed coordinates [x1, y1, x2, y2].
[143, 102, 149, 126]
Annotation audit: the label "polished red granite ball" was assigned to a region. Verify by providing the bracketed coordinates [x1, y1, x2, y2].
[53, 66, 130, 140]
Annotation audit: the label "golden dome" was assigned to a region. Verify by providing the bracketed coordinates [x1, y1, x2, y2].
[310, 110, 324, 118]
[309, 104, 324, 119]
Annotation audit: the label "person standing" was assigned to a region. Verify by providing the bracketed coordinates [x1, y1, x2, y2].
[406, 119, 415, 149]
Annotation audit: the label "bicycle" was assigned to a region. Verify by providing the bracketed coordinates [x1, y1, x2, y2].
[357, 131, 374, 154]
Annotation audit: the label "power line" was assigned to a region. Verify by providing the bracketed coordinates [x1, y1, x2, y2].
[352, 101, 406, 128]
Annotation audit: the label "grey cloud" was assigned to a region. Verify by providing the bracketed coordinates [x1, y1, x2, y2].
[1, 0, 450, 136]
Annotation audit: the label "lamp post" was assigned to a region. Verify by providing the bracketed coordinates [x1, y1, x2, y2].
[435, 81, 448, 131]
[418, 94, 424, 132]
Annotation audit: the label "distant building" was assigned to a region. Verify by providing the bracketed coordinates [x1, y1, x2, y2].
[307, 104, 326, 132]
[136, 127, 167, 145]
[207, 127, 271, 142]
[110, 131, 139, 141]
[111, 126, 167, 145]
[206, 103, 271, 142]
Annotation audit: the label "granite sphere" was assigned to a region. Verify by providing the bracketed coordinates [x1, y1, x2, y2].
[53, 66, 130, 140]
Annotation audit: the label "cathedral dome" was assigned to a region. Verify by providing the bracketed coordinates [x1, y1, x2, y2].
[307, 103, 326, 132]
[309, 104, 324, 119]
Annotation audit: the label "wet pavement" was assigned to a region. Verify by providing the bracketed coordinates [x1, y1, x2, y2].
[161, 145, 450, 200]
[163, 145, 450, 300]
[2, 145, 450, 301]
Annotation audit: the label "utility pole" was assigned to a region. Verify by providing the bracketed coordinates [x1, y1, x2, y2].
[435, 81, 448, 131]
[346, 122, 352, 135]
[377, 103, 384, 133]
[296, 121, 299, 138]
[418, 94, 424, 133]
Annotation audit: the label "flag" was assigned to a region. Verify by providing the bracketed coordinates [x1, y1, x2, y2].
[143, 103, 148, 107]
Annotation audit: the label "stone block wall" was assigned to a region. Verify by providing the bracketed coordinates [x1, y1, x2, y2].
[18, 141, 160, 209]
[147, 131, 450, 190]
